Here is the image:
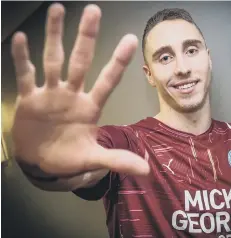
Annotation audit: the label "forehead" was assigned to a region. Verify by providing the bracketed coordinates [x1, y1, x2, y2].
[146, 19, 205, 51]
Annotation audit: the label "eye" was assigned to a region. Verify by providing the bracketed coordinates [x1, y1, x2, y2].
[159, 54, 173, 64]
[186, 47, 198, 56]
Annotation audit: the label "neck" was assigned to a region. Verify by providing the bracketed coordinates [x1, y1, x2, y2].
[155, 97, 212, 136]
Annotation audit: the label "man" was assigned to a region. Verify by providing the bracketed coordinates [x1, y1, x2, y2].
[11, 3, 231, 238]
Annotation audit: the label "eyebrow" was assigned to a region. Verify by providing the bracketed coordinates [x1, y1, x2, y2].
[152, 39, 204, 60]
[183, 39, 203, 49]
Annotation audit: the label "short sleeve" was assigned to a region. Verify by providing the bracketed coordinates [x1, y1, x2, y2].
[72, 125, 132, 201]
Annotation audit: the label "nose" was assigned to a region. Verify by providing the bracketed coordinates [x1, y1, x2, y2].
[174, 56, 191, 78]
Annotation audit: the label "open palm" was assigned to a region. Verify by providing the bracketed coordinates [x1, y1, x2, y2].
[11, 3, 149, 183]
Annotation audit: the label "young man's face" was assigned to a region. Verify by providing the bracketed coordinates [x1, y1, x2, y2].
[143, 19, 212, 113]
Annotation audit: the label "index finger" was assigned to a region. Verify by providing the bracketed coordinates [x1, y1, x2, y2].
[90, 34, 138, 108]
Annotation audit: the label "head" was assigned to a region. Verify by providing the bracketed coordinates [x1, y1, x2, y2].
[142, 8, 212, 114]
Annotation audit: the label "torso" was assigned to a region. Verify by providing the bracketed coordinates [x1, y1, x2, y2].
[104, 118, 231, 238]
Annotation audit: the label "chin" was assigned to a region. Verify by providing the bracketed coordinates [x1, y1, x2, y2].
[175, 103, 204, 113]
[173, 96, 208, 113]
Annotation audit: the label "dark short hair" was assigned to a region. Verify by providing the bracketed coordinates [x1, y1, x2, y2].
[142, 8, 205, 63]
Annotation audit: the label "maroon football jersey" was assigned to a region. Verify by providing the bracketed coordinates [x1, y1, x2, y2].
[74, 117, 231, 238]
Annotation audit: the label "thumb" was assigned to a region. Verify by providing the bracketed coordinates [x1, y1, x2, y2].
[92, 147, 150, 176]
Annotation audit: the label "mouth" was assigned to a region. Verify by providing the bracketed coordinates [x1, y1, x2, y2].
[171, 80, 199, 94]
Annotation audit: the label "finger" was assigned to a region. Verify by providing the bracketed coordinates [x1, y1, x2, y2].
[11, 32, 35, 96]
[96, 148, 150, 176]
[39, 146, 149, 177]
[90, 34, 138, 108]
[67, 4, 101, 91]
[43, 3, 65, 88]
[82, 145, 150, 176]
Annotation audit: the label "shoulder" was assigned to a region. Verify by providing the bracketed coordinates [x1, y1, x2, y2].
[97, 117, 153, 149]
[212, 119, 231, 130]
[98, 117, 151, 137]
[97, 123, 139, 150]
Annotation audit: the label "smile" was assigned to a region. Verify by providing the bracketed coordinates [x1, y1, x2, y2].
[172, 80, 199, 94]
[175, 82, 196, 90]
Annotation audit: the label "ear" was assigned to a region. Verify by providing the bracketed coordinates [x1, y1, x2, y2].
[143, 64, 156, 87]
[207, 48, 212, 70]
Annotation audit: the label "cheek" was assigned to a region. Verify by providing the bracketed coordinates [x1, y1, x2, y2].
[189, 54, 210, 76]
[151, 64, 175, 84]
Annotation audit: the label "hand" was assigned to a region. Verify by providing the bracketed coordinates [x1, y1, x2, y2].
[11, 3, 150, 179]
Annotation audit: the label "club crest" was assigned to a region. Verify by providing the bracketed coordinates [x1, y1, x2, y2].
[228, 150, 231, 167]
